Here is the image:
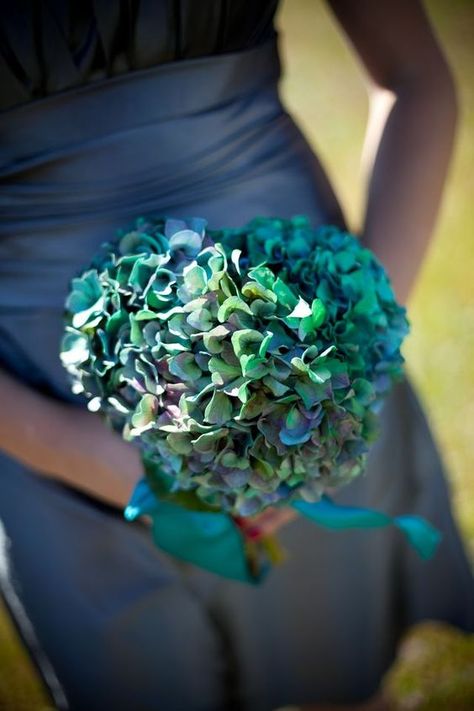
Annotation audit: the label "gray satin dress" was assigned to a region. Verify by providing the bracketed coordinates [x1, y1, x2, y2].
[0, 3, 473, 710]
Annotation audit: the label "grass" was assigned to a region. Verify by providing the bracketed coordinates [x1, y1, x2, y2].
[384, 622, 474, 710]
[0, 607, 53, 710]
[0, 1, 473, 708]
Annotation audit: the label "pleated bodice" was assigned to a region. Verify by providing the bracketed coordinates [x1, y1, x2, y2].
[0, 0, 280, 111]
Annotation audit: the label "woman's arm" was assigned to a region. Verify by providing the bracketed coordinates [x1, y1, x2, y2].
[326, 0, 459, 305]
[0, 366, 143, 509]
[0, 364, 295, 535]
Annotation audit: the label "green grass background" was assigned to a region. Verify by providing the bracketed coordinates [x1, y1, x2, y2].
[0, 1, 472, 708]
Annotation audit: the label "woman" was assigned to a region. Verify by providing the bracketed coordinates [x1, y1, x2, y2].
[0, 1, 472, 709]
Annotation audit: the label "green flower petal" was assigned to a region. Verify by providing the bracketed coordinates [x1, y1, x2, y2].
[231, 329, 263, 359]
[204, 391, 233, 426]
[169, 353, 202, 382]
[217, 296, 253, 322]
[169, 229, 202, 256]
[130, 394, 158, 434]
[287, 296, 312, 319]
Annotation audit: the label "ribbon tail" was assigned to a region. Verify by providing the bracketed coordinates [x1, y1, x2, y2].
[292, 495, 442, 560]
[394, 515, 442, 560]
[292, 495, 391, 529]
[124, 477, 160, 520]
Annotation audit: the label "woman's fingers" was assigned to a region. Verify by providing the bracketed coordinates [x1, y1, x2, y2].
[239, 507, 299, 540]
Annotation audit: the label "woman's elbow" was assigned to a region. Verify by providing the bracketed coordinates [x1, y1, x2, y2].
[427, 53, 460, 123]
[442, 63, 459, 130]
[390, 56, 460, 130]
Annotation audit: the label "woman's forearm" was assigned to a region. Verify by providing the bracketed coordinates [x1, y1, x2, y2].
[0, 367, 142, 508]
[327, 0, 459, 307]
[360, 68, 458, 306]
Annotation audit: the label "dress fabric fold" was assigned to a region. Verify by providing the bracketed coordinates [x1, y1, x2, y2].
[0, 8, 473, 711]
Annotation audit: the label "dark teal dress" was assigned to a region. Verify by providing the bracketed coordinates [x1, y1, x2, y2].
[0, 3, 473, 709]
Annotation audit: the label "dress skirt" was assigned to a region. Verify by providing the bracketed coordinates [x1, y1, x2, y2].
[0, 31, 473, 711]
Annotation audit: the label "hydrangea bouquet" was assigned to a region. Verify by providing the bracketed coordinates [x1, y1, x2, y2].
[60, 215, 441, 582]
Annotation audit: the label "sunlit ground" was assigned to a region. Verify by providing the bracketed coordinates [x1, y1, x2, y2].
[0, 1, 472, 709]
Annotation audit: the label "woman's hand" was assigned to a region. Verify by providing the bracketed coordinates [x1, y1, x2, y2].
[236, 506, 299, 541]
[0, 366, 299, 528]
[0, 367, 143, 510]
[0, 367, 299, 521]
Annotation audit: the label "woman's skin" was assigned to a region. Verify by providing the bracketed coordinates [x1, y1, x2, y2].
[0, 2, 458, 705]
[0, 368, 143, 510]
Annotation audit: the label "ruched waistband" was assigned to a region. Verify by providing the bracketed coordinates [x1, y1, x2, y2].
[0, 30, 282, 176]
[0, 29, 302, 312]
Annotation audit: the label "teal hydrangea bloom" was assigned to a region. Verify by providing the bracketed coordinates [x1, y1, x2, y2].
[61, 215, 410, 518]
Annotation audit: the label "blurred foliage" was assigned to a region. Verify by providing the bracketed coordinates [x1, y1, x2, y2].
[0, 603, 53, 710]
[0, 0, 472, 708]
[384, 623, 474, 710]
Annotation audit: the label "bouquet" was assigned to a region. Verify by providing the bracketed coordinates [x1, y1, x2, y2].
[60, 215, 441, 582]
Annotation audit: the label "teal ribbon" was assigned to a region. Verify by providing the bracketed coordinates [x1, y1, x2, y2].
[125, 479, 263, 583]
[125, 479, 442, 583]
[291, 496, 442, 561]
